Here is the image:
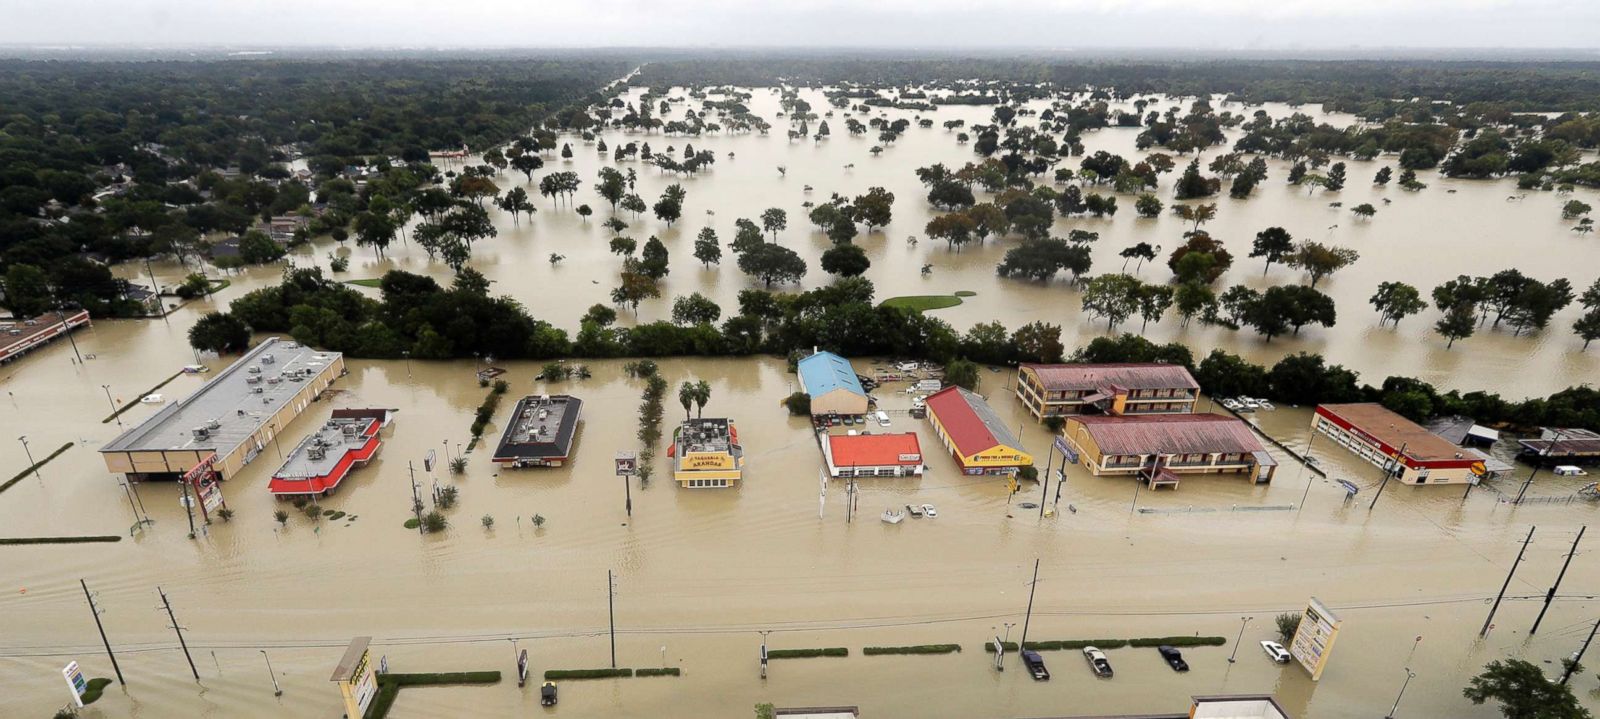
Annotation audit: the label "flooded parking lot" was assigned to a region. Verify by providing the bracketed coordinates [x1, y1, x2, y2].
[3, 81, 1599, 718]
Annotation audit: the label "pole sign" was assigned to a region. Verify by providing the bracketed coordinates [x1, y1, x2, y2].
[516, 649, 529, 687]
[62, 661, 87, 707]
[1289, 596, 1343, 681]
[615, 451, 637, 477]
[424, 449, 436, 473]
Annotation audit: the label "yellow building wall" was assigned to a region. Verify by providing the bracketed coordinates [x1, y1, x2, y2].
[964, 445, 1033, 468]
[809, 388, 868, 416]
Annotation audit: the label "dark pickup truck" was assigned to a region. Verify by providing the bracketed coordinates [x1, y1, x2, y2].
[1021, 649, 1050, 680]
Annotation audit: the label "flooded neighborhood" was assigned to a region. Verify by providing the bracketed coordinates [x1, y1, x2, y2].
[3, 26, 1600, 719]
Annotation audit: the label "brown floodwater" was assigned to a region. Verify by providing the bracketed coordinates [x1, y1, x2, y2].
[3, 82, 1600, 719]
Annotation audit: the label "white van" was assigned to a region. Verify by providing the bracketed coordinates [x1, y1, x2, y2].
[1554, 466, 1588, 477]
[875, 411, 890, 427]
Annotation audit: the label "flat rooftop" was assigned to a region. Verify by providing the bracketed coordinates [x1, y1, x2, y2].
[1317, 403, 1463, 462]
[494, 395, 583, 459]
[273, 413, 382, 480]
[101, 337, 342, 457]
[0, 310, 90, 361]
[678, 418, 737, 454]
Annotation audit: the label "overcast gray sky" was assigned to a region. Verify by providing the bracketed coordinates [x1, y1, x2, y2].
[3, 0, 1598, 51]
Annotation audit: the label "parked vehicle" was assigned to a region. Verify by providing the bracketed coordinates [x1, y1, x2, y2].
[541, 681, 558, 706]
[1220, 398, 1242, 411]
[1555, 466, 1589, 477]
[1239, 398, 1261, 411]
[876, 411, 891, 427]
[1021, 649, 1050, 680]
[1261, 640, 1291, 664]
[906, 504, 924, 517]
[921, 503, 938, 518]
[1257, 400, 1276, 411]
[1157, 646, 1189, 672]
[1082, 646, 1113, 678]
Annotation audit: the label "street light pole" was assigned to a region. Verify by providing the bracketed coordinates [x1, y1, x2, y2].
[102, 384, 123, 429]
[261, 650, 282, 696]
[1385, 668, 1415, 719]
[1369, 441, 1409, 511]
[19, 435, 41, 481]
[1227, 616, 1253, 663]
[1516, 429, 1564, 505]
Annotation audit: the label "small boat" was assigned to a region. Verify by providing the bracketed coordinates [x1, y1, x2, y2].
[881, 509, 905, 524]
[181, 364, 209, 374]
[1257, 400, 1276, 411]
[140, 394, 165, 404]
[1219, 398, 1242, 411]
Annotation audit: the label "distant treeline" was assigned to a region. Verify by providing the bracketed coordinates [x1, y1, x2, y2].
[212, 268, 1599, 435]
[631, 58, 1600, 112]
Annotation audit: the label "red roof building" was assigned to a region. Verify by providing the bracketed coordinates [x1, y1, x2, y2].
[822, 433, 925, 478]
[923, 386, 1033, 475]
[268, 409, 390, 496]
[1313, 403, 1481, 485]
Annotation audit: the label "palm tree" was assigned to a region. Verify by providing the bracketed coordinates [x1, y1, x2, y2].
[693, 380, 713, 418]
[678, 382, 696, 420]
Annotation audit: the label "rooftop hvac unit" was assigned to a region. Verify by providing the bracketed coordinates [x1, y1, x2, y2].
[206, 419, 221, 430]
[261, 354, 276, 364]
[342, 424, 359, 437]
[192, 427, 209, 439]
[307, 445, 326, 461]
[237, 409, 246, 416]
[252, 387, 264, 394]
[248, 366, 262, 374]
[246, 375, 262, 384]
[267, 376, 282, 384]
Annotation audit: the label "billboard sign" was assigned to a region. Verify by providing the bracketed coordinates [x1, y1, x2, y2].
[615, 451, 637, 476]
[424, 449, 436, 473]
[62, 661, 87, 707]
[1289, 596, 1342, 681]
[517, 649, 530, 687]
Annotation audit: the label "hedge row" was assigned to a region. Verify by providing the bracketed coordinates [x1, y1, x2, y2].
[984, 636, 1227, 653]
[635, 667, 682, 677]
[862, 644, 962, 655]
[366, 671, 500, 719]
[0, 442, 73, 495]
[767, 647, 848, 659]
[543, 668, 633, 680]
[0, 535, 121, 545]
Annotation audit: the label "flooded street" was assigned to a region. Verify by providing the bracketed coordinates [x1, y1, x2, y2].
[5, 314, 1600, 718]
[3, 83, 1600, 718]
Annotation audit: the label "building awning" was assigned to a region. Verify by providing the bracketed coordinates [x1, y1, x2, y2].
[1081, 391, 1111, 404]
[1252, 451, 1279, 469]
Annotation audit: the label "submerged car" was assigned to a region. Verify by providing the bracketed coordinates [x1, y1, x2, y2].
[1082, 646, 1113, 678]
[1021, 649, 1050, 680]
[920, 503, 938, 518]
[1261, 640, 1292, 664]
[1157, 645, 1189, 672]
[541, 680, 558, 706]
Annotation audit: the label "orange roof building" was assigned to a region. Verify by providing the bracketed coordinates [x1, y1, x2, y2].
[821, 433, 924, 478]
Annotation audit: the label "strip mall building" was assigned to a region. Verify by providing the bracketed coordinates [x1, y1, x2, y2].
[1313, 403, 1483, 485]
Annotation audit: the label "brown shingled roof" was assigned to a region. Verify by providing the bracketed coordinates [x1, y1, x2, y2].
[1023, 363, 1199, 392]
[1072, 414, 1263, 455]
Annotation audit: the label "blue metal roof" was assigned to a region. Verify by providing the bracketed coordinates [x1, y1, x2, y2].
[797, 351, 866, 398]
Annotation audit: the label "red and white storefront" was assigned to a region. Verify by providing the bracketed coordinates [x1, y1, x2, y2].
[1312, 404, 1482, 485]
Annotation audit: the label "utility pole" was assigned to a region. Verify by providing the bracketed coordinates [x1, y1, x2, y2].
[1481, 526, 1535, 638]
[1516, 430, 1564, 505]
[145, 258, 170, 325]
[1561, 618, 1600, 685]
[158, 586, 199, 681]
[607, 570, 617, 669]
[81, 580, 124, 685]
[1532, 526, 1585, 635]
[1018, 559, 1040, 650]
[623, 471, 633, 518]
[1369, 442, 1408, 511]
[55, 299, 84, 363]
